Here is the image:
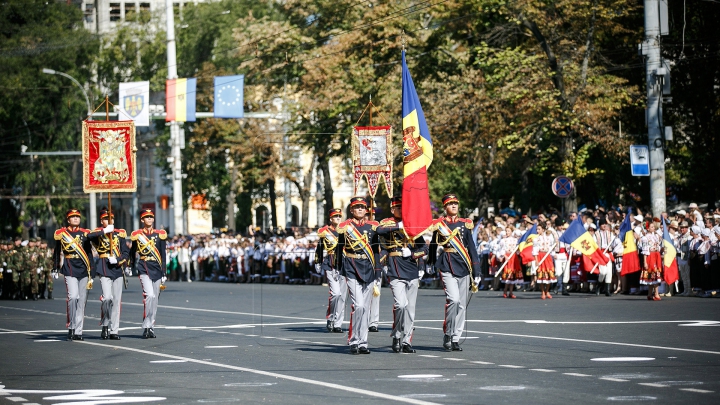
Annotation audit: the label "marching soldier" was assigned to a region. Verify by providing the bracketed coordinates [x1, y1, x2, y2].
[316, 208, 346, 333]
[88, 209, 129, 340]
[0, 240, 11, 299]
[428, 194, 481, 352]
[335, 197, 380, 354]
[53, 209, 94, 341]
[130, 209, 167, 339]
[38, 239, 54, 299]
[376, 197, 428, 354]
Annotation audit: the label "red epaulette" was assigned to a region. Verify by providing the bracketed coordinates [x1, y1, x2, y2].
[317, 225, 329, 237]
[366, 220, 380, 226]
[93, 227, 103, 232]
[116, 229, 127, 238]
[379, 217, 396, 225]
[130, 229, 144, 241]
[157, 229, 168, 240]
[53, 228, 65, 241]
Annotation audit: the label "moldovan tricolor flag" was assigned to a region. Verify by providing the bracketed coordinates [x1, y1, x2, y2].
[662, 218, 680, 285]
[559, 218, 609, 267]
[619, 211, 641, 276]
[166, 78, 196, 122]
[517, 224, 538, 264]
[401, 50, 433, 239]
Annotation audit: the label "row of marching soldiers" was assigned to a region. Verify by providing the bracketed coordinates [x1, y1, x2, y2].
[0, 237, 54, 301]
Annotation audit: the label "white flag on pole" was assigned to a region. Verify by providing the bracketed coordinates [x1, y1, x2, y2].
[118, 81, 150, 126]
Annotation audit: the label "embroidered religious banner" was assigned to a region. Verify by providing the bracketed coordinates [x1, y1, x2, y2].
[82, 120, 137, 192]
[351, 125, 393, 198]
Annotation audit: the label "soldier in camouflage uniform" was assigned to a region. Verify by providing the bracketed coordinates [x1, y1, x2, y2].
[38, 239, 53, 299]
[8, 238, 23, 300]
[0, 240, 9, 299]
[18, 238, 40, 300]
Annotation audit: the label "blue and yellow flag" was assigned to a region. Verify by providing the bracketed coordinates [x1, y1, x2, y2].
[401, 50, 433, 238]
[618, 210, 640, 275]
[662, 218, 679, 284]
[559, 218, 608, 266]
[517, 224, 538, 264]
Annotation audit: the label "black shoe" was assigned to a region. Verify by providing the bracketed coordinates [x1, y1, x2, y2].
[451, 342, 462, 351]
[332, 327, 343, 333]
[562, 286, 570, 296]
[101, 326, 109, 340]
[350, 344, 359, 355]
[368, 326, 379, 333]
[402, 344, 416, 354]
[39, 293, 46, 299]
[326, 320, 332, 332]
[443, 335, 452, 351]
[109, 334, 121, 340]
[72, 334, 84, 341]
[605, 284, 612, 296]
[67, 329, 74, 341]
[358, 346, 371, 354]
[147, 329, 156, 338]
[32, 294, 38, 301]
[47, 291, 53, 300]
[392, 338, 401, 353]
[142, 328, 149, 339]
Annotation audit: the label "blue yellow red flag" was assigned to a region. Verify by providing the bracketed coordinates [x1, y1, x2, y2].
[662, 218, 679, 285]
[401, 50, 433, 239]
[619, 210, 640, 275]
[517, 224, 538, 264]
[559, 218, 609, 266]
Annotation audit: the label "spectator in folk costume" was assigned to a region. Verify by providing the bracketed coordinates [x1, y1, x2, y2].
[640, 222, 663, 300]
[496, 229, 523, 298]
[532, 223, 557, 299]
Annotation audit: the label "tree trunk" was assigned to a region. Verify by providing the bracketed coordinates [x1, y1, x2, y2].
[318, 154, 334, 224]
[299, 158, 316, 228]
[268, 179, 278, 229]
[474, 144, 495, 219]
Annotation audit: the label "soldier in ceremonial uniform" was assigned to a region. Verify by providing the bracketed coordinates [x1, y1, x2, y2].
[130, 209, 167, 339]
[428, 194, 481, 351]
[335, 197, 379, 354]
[88, 209, 130, 340]
[53, 209, 94, 341]
[316, 208, 346, 333]
[376, 197, 427, 353]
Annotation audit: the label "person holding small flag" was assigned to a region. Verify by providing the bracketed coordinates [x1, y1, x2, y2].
[496, 229, 523, 298]
[130, 209, 168, 339]
[558, 217, 610, 296]
[428, 194, 481, 352]
[532, 223, 557, 299]
[639, 222, 663, 300]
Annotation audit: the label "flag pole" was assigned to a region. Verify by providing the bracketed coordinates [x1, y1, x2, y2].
[494, 245, 520, 278]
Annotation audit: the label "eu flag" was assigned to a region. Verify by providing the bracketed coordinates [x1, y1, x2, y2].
[214, 75, 244, 118]
[401, 51, 433, 239]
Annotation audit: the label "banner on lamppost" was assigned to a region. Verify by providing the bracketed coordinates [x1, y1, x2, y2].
[82, 120, 137, 193]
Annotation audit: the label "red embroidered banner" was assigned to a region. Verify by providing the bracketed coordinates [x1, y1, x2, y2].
[82, 120, 137, 192]
[351, 125, 393, 198]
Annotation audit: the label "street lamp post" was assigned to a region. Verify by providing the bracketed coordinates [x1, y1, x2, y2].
[42, 68, 97, 227]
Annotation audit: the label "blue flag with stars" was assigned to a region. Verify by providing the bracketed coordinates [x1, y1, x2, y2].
[214, 75, 244, 118]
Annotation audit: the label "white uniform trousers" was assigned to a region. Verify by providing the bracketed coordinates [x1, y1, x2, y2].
[100, 276, 124, 334]
[441, 272, 469, 342]
[369, 278, 381, 328]
[346, 277, 373, 348]
[598, 262, 613, 283]
[389, 278, 418, 345]
[554, 257, 570, 284]
[326, 269, 347, 328]
[139, 274, 161, 329]
[65, 276, 89, 335]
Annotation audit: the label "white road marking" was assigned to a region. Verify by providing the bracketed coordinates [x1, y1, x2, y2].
[418, 355, 439, 358]
[498, 365, 524, 369]
[479, 386, 526, 391]
[591, 357, 655, 362]
[149, 360, 188, 363]
[33, 339, 60, 342]
[529, 369, 556, 372]
[69, 340, 443, 405]
[4, 389, 165, 403]
[398, 375, 443, 379]
[563, 373, 592, 377]
[638, 383, 668, 388]
[205, 346, 238, 349]
[443, 358, 464, 361]
[122, 302, 319, 321]
[600, 377, 629, 382]
[412, 325, 720, 355]
[471, 361, 494, 365]
[7, 397, 27, 402]
[224, 383, 276, 387]
[607, 396, 656, 401]
[678, 321, 720, 327]
[679, 388, 714, 393]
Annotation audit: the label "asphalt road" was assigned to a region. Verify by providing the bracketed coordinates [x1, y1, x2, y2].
[1, 279, 719, 405]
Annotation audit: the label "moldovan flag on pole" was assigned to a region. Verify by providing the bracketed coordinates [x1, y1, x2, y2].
[559, 218, 609, 267]
[166, 78, 196, 122]
[401, 50, 433, 239]
[618, 211, 640, 276]
[662, 218, 680, 285]
[517, 224, 538, 264]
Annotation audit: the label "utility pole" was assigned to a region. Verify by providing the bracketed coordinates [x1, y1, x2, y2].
[166, 0, 184, 235]
[643, 0, 666, 216]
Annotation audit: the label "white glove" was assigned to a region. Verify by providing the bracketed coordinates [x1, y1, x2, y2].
[103, 224, 114, 234]
[418, 270, 425, 279]
[474, 276, 482, 286]
[124, 268, 132, 276]
[425, 265, 435, 275]
[37, 268, 42, 274]
[52, 271, 59, 279]
[161, 276, 167, 283]
[315, 263, 321, 272]
[6, 269, 12, 274]
[2, 261, 6, 266]
[39, 266, 43, 271]
[402, 247, 412, 258]
[108, 257, 118, 264]
[397, 221, 404, 229]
